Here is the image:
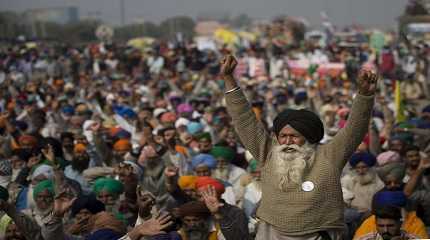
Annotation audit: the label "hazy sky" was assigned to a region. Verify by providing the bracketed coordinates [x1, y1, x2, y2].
[0, 0, 408, 28]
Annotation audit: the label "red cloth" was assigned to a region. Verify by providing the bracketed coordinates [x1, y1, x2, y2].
[195, 176, 225, 195]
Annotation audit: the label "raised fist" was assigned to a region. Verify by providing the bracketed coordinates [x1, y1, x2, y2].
[220, 55, 238, 78]
[357, 68, 378, 96]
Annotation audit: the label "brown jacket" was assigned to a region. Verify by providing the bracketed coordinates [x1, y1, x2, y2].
[225, 89, 374, 235]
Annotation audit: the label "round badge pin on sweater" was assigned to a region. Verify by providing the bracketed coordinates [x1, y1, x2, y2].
[302, 181, 315, 192]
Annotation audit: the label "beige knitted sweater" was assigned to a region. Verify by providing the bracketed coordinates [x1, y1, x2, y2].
[225, 89, 374, 235]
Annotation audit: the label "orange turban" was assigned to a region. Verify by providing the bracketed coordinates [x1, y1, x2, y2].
[74, 143, 87, 154]
[195, 176, 225, 195]
[178, 176, 197, 190]
[113, 139, 132, 152]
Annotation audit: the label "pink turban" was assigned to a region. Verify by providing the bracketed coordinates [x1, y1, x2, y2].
[377, 151, 401, 166]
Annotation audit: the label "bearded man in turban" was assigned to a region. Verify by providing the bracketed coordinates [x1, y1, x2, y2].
[342, 152, 385, 213]
[220, 55, 378, 239]
[341, 152, 385, 239]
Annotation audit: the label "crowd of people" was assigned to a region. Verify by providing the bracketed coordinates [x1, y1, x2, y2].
[0, 28, 429, 240]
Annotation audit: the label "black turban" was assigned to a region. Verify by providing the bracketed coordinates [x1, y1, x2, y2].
[273, 109, 324, 144]
[71, 194, 105, 217]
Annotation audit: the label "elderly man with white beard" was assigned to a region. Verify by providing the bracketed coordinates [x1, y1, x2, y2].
[342, 152, 385, 213]
[220, 55, 378, 240]
[341, 152, 384, 239]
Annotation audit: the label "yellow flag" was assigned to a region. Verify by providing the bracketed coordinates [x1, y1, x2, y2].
[395, 80, 406, 123]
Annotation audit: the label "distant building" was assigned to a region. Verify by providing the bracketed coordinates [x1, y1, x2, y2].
[24, 7, 79, 24]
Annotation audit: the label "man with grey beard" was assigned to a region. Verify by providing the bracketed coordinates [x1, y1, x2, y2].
[341, 152, 385, 239]
[177, 201, 213, 240]
[342, 152, 385, 213]
[220, 55, 377, 240]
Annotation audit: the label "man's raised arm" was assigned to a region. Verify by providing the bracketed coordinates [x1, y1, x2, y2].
[327, 69, 378, 170]
[221, 55, 272, 165]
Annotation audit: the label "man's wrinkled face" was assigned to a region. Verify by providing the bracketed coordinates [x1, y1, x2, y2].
[376, 218, 401, 240]
[97, 190, 117, 207]
[384, 175, 403, 191]
[277, 126, 306, 146]
[163, 129, 177, 145]
[180, 134, 193, 146]
[194, 165, 211, 177]
[182, 187, 197, 200]
[217, 158, 228, 170]
[35, 189, 53, 211]
[354, 161, 370, 176]
[5, 223, 26, 240]
[225, 131, 237, 148]
[406, 150, 420, 170]
[198, 139, 212, 153]
[183, 215, 205, 229]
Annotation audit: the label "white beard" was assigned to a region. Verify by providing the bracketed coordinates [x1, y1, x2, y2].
[353, 169, 376, 186]
[213, 166, 230, 181]
[269, 142, 316, 191]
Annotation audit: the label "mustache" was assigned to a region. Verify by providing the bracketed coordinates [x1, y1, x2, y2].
[276, 144, 304, 153]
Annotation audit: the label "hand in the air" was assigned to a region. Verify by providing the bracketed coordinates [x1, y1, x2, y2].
[53, 191, 77, 217]
[220, 55, 238, 78]
[357, 68, 378, 96]
[200, 185, 224, 214]
[135, 213, 173, 236]
[418, 157, 430, 171]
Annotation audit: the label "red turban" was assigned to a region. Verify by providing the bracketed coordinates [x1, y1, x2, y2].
[18, 135, 38, 148]
[195, 176, 225, 195]
[160, 112, 177, 123]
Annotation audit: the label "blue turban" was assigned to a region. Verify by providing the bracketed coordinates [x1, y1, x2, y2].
[373, 191, 407, 208]
[349, 152, 377, 168]
[187, 122, 204, 135]
[191, 154, 217, 170]
[86, 229, 123, 240]
[61, 106, 75, 115]
[118, 107, 137, 119]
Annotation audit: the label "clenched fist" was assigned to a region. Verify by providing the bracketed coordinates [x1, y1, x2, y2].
[220, 55, 238, 78]
[357, 68, 378, 96]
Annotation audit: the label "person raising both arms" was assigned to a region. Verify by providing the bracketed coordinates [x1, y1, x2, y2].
[220, 55, 378, 240]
